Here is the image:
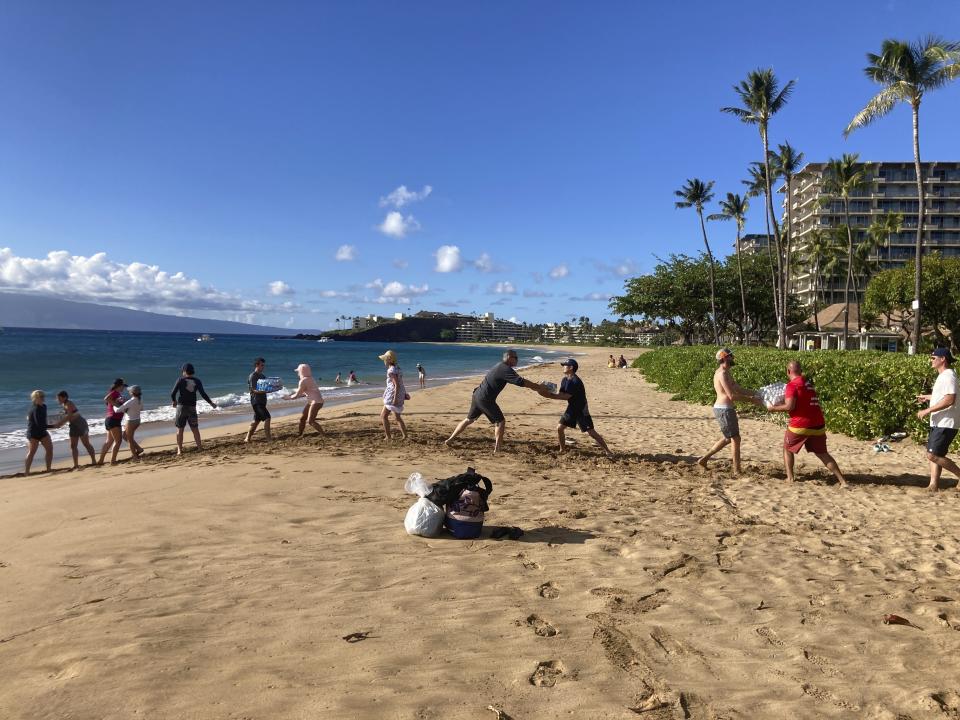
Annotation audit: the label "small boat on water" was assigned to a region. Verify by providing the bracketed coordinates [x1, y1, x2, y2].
[196, 334, 214, 342]
[317, 336, 334, 343]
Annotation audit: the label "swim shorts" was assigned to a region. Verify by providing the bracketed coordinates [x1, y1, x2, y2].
[69, 418, 89, 438]
[713, 407, 740, 439]
[467, 390, 505, 425]
[175, 404, 199, 429]
[560, 410, 594, 432]
[927, 427, 958, 457]
[105, 416, 123, 431]
[784, 426, 828, 454]
[251, 403, 270, 422]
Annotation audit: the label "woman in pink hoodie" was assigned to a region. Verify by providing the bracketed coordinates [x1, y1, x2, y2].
[286, 363, 325, 437]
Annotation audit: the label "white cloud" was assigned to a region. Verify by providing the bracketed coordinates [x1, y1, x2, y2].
[284, 316, 295, 328]
[490, 281, 516, 295]
[473, 253, 495, 273]
[268, 280, 293, 296]
[523, 289, 552, 298]
[379, 184, 433, 208]
[594, 259, 640, 278]
[317, 289, 352, 298]
[392, 258, 409, 269]
[549, 264, 569, 279]
[508, 316, 519, 323]
[570, 291, 611, 302]
[335, 245, 357, 261]
[365, 278, 429, 305]
[0, 248, 287, 315]
[378, 211, 420, 238]
[434, 245, 463, 273]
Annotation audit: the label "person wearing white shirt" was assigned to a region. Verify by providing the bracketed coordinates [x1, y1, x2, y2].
[916, 347, 960, 491]
[118, 385, 145, 458]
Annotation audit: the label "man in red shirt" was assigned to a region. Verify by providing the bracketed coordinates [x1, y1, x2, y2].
[766, 361, 847, 486]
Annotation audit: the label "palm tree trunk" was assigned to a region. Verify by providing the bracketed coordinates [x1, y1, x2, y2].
[763, 201, 778, 345]
[843, 204, 853, 349]
[697, 209, 720, 345]
[736, 228, 747, 344]
[761, 128, 787, 349]
[812, 256, 821, 332]
[912, 102, 924, 354]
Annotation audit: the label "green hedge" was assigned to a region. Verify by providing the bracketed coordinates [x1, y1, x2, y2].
[633, 347, 938, 443]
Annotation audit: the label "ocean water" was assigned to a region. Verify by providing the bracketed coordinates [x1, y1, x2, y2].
[0, 327, 563, 450]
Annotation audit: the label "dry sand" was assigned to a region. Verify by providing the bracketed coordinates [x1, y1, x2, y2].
[2, 346, 960, 719]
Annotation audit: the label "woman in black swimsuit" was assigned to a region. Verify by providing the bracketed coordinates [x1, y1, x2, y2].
[25, 389, 54, 475]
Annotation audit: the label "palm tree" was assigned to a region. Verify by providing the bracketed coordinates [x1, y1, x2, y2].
[822, 154, 872, 347]
[868, 211, 904, 266]
[770, 142, 805, 301]
[708, 193, 750, 342]
[743, 162, 783, 339]
[675, 178, 720, 344]
[722, 68, 796, 348]
[845, 37, 960, 352]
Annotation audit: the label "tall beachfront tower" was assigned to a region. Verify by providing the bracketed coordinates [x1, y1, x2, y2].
[785, 161, 960, 307]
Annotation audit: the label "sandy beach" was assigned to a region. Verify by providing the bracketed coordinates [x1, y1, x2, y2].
[2, 345, 960, 719]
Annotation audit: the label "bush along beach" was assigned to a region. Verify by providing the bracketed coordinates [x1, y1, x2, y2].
[634, 347, 940, 445]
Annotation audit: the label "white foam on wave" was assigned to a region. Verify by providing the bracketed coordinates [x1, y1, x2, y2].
[0, 387, 293, 450]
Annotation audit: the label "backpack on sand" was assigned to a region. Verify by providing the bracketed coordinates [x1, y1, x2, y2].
[426, 468, 493, 539]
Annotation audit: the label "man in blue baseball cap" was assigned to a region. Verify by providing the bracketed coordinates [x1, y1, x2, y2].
[541, 357, 613, 457]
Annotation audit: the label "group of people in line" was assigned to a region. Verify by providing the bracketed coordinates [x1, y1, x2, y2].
[22, 348, 609, 473]
[697, 346, 960, 491]
[607, 354, 628, 369]
[29, 345, 955, 487]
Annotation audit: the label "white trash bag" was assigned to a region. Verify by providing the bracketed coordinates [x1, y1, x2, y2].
[405, 498, 443, 536]
[758, 382, 787, 407]
[403, 472, 443, 537]
[540, 381, 558, 394]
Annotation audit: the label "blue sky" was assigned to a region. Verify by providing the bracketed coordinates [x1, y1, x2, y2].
[1, 1, 958, 330]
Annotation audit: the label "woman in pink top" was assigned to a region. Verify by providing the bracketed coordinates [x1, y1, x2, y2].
[378, 349, 409, 440]
[98, 378, 126, 465]
[286, 364, 325, 437]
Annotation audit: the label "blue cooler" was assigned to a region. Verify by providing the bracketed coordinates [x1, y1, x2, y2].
[445, 515, 483, 539]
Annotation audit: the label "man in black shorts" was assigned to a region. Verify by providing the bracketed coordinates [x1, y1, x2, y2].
[542, 358, 612, 457]
[446, 349, 549, 453]
[245, 357, 273, 443]
[171, 363, 218, 455]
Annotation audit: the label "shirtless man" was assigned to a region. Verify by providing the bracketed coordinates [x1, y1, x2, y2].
[696, 348, 761, 474]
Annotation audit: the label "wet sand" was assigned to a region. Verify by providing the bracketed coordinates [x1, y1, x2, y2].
[2, 346, 959, 719]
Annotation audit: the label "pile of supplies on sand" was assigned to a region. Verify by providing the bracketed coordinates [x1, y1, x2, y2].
[404, 467, 493, 539]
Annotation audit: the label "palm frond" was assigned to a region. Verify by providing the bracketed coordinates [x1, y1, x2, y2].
[844, 88, 899, 136]
[769, 78, 796, 115]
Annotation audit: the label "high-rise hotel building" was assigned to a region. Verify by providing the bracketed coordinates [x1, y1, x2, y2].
[785, 161, 960, 307]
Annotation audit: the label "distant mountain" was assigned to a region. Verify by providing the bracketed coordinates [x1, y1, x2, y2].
[0, 292, 307, 335]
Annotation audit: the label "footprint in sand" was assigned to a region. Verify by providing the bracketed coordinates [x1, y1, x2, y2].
[590, 586, 631, 597]
[517, 552, 541, 570]
[526, 614, 559, 637]
[538, 582, 560, 599]
[530, 659, 565, 687]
